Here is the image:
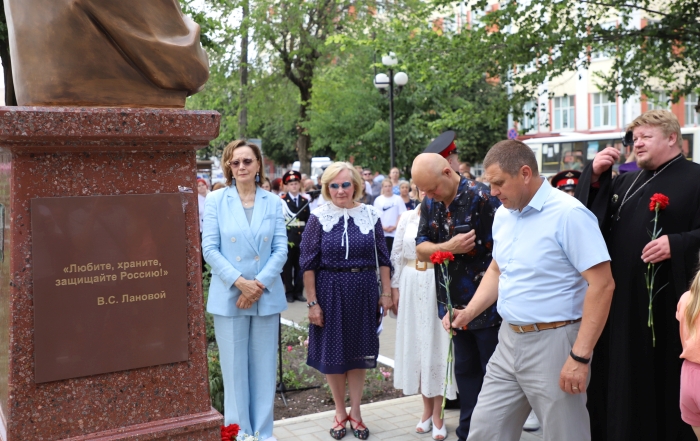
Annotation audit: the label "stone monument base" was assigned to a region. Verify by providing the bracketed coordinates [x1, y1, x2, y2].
[0, 107, 222, 440]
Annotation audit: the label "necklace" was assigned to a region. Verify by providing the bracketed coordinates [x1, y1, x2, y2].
[239, 191, 256, 207]
[614, 154, 682, 221]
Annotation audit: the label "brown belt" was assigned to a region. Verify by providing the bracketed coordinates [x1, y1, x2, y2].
[405, 259, 434, 271]
[509, 318, 582, 334]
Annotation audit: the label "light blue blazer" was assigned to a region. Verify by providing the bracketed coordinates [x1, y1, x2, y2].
[202, 185, 288, 317]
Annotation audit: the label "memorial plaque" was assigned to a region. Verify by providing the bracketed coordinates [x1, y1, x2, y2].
[31, 194, 189, 383]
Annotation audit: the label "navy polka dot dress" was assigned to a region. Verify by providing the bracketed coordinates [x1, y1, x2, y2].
[299, 204, 392, 374]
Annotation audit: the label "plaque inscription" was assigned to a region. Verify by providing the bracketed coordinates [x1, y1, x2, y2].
[31, 194, 189, 383]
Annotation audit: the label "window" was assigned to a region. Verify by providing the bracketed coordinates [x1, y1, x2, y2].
[647, 91, 670, 111]
[685, 93, 699, 126]
[553, 96, 575, 131]
[520, 100, 537, 132]
[621, 95, 640, 127]
[592, 93, 617, 128]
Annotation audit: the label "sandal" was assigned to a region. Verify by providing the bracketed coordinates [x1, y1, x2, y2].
[348, 415, 370, 440]
[330, 415, 348, 440]
[432, 417, 447, 440]
[416, 417, 432, 434]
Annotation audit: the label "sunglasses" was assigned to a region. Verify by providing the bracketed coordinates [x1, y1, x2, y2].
[228, 158, 255, 167]
[329, 181, 353, 190]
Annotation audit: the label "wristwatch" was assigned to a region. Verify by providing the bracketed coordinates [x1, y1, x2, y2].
[307, 301, 318, 308]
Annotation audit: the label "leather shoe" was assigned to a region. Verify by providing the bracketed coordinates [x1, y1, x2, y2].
[286, 294, 295, 303]
[293, 293, 306, 302]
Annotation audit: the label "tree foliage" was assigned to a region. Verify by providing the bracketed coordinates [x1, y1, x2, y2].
[433, 0, 700, 108]
[305, 45, 509, 173]
[183, 0, 511, 171]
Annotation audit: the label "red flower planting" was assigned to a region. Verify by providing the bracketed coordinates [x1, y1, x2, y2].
[649, 193, 669, 211]
[430, 251, 455, 265]
[221, 424, 240, 441]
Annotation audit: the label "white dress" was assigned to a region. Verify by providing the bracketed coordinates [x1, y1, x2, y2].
[390, 208, 457, 399]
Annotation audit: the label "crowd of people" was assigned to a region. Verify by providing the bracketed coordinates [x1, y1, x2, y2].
[198, 110, 700, 441]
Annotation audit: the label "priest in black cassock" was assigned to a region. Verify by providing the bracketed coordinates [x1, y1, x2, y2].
[576, 110, 700, 441]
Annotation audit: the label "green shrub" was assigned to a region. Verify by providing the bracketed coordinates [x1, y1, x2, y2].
[208, 347, 224, 413]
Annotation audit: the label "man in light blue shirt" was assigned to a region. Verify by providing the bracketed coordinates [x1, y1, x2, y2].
[446, 140, 614, 441]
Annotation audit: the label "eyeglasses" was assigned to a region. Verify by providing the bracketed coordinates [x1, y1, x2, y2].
[362, 172, 371, 176]
[329, 181, 353, 190]
[228, 158, 255, 168]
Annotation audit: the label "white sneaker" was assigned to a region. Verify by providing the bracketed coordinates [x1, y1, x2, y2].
[523, 410, 540, 431]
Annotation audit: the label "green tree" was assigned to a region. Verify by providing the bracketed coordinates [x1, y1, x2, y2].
[242, 0, 382, 174]
[308, 29, 509, 172]
[433, 0, 700, 108]
[185, 55, 241, 159]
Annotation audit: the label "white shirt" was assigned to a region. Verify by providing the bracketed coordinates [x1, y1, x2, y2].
[492, 178, 610, 324]
[309, 193, 326, 212]
[373, 194, 406, 237]
[364, 181, 373, 197]
[198, 193, 207, 232]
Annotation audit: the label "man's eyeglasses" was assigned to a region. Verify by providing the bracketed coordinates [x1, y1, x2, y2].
[362, 172, 371, 176]
[228, 158, 255, 168]
[329, 181, 353, 190]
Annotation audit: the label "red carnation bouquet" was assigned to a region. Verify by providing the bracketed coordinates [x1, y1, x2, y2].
[430, 250, 455, 418]
[221, 424, 240, 441]
[645, 193, 670, 347]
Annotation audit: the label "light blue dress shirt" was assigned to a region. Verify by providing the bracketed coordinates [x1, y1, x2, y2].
[492, 178, 610, 324]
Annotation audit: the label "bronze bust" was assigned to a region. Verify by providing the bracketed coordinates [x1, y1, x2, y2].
[5, 0, 209, 108]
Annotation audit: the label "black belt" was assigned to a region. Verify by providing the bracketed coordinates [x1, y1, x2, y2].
[320, 266, 374, 273]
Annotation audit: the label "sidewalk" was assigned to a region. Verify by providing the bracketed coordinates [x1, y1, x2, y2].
[281, 297, 397, 366]
[273, 394, 543, 441]
[279, 299, 542, 441]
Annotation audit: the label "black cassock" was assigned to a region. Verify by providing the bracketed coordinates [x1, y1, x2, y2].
[576, 155, 700, 441]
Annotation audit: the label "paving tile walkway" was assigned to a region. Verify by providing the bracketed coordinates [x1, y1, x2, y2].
[279, 297, 542, 441]
[273, 394, 543, 441]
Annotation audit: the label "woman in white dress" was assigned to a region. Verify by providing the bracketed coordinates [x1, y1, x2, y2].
[390, 192, 457, 441]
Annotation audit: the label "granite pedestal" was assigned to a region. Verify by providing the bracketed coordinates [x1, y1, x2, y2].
[0, 107, 222, 440]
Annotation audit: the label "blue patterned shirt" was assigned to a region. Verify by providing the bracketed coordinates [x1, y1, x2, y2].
[416, 177, 502, 329]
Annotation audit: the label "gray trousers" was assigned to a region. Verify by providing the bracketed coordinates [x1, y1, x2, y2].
[467, 321, 591, 441]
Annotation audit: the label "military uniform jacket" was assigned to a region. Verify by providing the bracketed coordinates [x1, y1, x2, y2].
[282, 193, 310, 245]
[416, 177, 502, 330]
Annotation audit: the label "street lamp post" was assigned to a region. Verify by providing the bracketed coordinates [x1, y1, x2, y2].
[374, 53, 408, 170]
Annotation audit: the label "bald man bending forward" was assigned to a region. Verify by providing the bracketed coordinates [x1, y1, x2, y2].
[413, 153, 502, 441]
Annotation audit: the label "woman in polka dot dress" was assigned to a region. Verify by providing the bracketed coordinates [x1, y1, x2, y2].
[300, 162, 393, 440]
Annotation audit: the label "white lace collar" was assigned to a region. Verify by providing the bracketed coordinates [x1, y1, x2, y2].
[311, 202, 380, 259]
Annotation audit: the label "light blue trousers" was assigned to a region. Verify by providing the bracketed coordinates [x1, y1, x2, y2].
[214, 314, 279, 439]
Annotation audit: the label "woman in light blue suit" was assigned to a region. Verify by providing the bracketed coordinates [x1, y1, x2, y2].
[202, 140, 288, 441]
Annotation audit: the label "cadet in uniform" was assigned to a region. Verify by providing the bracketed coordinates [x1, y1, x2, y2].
[281, 170, 310, 303]
[552, 170, 581, 196]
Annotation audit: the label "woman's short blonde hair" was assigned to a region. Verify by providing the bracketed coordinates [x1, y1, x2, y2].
[221, 140, 266, 187]
[321, 162, 364, 202]
[626, 109, 682, 148]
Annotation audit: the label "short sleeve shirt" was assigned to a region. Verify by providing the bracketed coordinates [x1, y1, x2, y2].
[416, 177, 501, 329]
[492, 178, 610, 324]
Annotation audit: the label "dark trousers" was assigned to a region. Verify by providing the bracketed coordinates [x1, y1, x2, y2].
[384, 237, 394, 254]
[453, 325, 500, 441]
[282, 244, 302, 295]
